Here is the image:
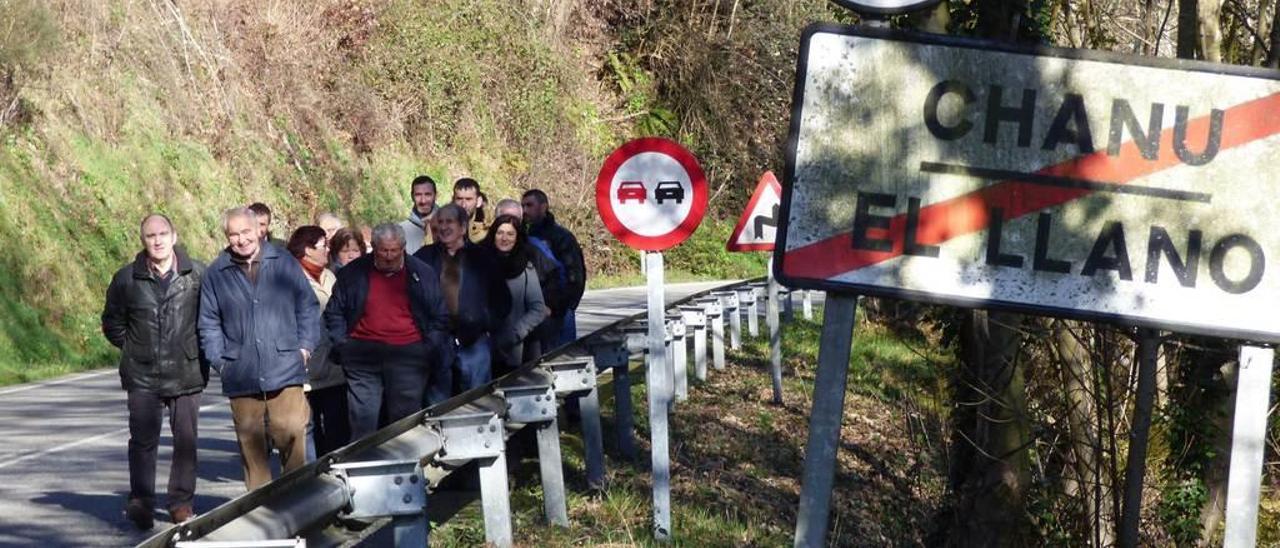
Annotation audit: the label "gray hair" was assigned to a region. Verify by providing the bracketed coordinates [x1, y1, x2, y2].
[435, 203, 467, 225]
[494, 198, 521, 218]
[370, 222, 406, 247]
[220, 207, 258, 235]
[315, 212, 343, 226]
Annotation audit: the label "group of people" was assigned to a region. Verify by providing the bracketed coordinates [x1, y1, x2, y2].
[100, 176, 586, 529]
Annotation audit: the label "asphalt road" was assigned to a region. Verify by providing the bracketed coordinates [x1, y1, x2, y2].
[0, 281, 734, 548]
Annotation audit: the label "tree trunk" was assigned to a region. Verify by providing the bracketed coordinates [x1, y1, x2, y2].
[1199, 0, 1223, 62]
[1267, 0, 1280, 67]
[1178, 0, 1201, 58]
[948, 310, 1032, 546]
[1052, 321, 1114, 547]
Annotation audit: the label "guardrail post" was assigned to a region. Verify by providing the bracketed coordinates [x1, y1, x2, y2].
[680, 307, 708, 382]
[330, 460, 428, 548]
[499, 370, 568, 527]
[803, 290, 814, 320]
[781, 287, 794, 322]
[719, 292, 741, 350]
[428, 409, 513, 547]
[700, 298, 726, 370]
[766, 264, 783, 405]
[668, 317, 688, 402]
[591, 339, 636, 460]
[743, 287, 760, 338]
[546, 357, 605, 490]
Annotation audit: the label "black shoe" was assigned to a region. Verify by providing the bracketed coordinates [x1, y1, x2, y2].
[125, 498, 154, 530]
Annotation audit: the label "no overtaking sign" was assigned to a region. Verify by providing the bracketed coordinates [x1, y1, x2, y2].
[776, 25, 1280, 342]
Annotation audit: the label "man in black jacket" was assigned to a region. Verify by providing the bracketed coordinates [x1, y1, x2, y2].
[101, 214, 207, 529]
[414, 204, 511, 393]
[325, 223, 454, 439]
[522, 189, 587, 346]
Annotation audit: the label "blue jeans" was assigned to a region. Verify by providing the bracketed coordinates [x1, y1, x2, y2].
[557, 309, 578, 346]
[454, 335, 491, 392]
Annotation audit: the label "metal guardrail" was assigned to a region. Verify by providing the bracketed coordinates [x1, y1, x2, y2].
[137, 278, 807, 548]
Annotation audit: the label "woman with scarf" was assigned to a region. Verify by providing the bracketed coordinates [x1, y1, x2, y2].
[286, 226, 350, 460]
[482, 214, 549, 376]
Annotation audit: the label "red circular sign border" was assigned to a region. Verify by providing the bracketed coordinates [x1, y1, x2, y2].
[595, 137, 709, 251]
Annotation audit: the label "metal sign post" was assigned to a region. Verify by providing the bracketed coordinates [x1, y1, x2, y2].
[645, 251, 673, 541]
[1224, 344, 1275, 547]
[767, 257, 784, 404]
[792, 294, 858, 547]
[595, 137, 707, 543]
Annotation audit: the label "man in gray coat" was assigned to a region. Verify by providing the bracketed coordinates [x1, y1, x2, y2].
[102, 214, 206, 528]
[198, 206, 320, 490]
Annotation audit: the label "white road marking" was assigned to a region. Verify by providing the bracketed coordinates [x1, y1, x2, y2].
[0, 369, 115, 396]
[0, 400, 228, 470]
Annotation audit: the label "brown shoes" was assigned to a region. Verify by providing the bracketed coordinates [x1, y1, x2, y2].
[169, 506, 195, 524]
[124, 498, 154, 530]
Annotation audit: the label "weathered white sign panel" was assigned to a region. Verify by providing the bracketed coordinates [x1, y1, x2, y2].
[776, 24, 1280, 342]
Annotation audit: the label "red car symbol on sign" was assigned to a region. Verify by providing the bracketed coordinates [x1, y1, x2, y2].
[617, 181, 647, 204]
[654, 180, 685, 204]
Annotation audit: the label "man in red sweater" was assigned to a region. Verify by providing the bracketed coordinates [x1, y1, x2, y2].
[323, 223, 452, 439]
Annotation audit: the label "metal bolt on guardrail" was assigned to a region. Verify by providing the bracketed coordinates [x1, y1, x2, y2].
[332, 459, 429, 545]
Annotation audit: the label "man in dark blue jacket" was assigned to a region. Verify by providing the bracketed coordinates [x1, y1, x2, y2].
[198, 206, 320, 491]
[522, 189, 587, 346]
[414, 204, 511, 393]
[325, 223, 453, 440]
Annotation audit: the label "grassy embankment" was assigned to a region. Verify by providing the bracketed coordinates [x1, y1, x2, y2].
[429, 305, 951, 546]
[0, 0, 787, 385]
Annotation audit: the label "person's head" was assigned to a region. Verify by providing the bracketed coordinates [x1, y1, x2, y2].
[286, 225, 328, 268]
[521, 189, 550, 225]
[433, 203, 467, 250]
[370, 223, 407, 273]
[328, 227, 366, 268]
[221, 207, 261, 258]
[315, 212, 344, 240]
[139, 213, 177, 264]
[452, 177, 481, 218]
[485, 214, 527, 255]
[247, 202, 273, 240]
[411, 175, 438, 216]
[494, 198, 522, 220]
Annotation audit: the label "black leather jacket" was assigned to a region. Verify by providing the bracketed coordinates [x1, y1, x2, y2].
[101, 249, 208, 397]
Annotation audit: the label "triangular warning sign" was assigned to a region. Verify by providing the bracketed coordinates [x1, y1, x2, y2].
[726, 171, 783, 252]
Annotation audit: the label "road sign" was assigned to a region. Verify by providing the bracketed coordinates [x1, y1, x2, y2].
[776, 24, 1280, 343]
[726, 171, 783, 252]
[830, 0, 942, 15]
[596, 137, 708, 251]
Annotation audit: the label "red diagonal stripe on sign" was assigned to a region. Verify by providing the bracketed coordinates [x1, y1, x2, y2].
[784, 91, 1280, 280]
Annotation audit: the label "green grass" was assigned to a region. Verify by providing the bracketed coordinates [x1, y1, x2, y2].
[429, 304, 950, 546]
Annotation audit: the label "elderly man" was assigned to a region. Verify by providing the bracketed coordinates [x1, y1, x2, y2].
[315, 212, 344, 241]
[324, 223, 453, 439]
[415, 204, 510, 392]
[198, 206, 320, 490]
[102, 214, 206, 528]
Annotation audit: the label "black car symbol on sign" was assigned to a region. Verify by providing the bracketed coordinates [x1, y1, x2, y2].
[617, 180, 647, 204]
[654, 180, 684, 204]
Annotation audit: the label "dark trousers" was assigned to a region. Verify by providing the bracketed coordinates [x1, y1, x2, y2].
[344, 339, 431, 441]
[127, 390, 200, 512]
[305, 385, 351, 461]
